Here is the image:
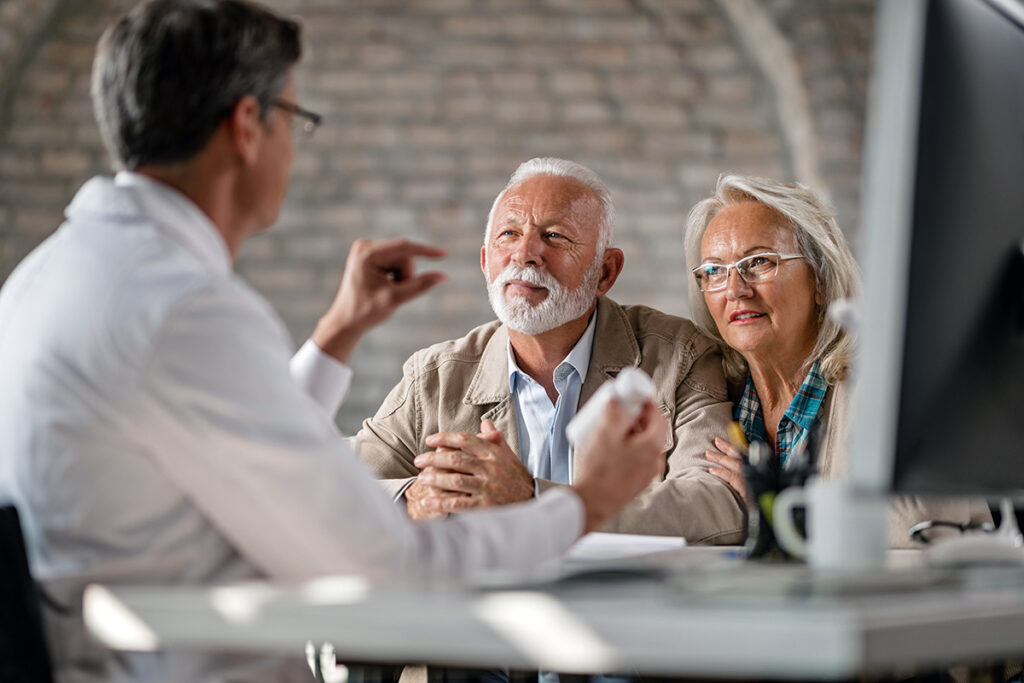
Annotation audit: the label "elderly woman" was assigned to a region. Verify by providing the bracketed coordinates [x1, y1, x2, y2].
[683, 173, 990, 548]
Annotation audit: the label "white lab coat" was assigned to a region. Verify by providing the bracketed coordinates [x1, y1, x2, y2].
[0, 173, 583, 682]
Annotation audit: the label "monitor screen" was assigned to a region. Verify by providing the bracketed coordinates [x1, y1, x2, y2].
[894, 0, 1024, 495]
[853, 0, 1024, 498]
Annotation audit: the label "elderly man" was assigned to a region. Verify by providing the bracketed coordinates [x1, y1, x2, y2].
[357, 158, 746, 543]
[0, 4, 669, 681]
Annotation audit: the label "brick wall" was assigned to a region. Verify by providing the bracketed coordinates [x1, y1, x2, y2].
[0, 0, 876, 433]
[0, 0, 65, 95]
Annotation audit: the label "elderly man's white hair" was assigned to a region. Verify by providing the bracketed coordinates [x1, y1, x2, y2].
[485, 157, 616, 252]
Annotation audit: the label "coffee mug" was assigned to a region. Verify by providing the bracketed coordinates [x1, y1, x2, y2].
[773, 476, 888, 571]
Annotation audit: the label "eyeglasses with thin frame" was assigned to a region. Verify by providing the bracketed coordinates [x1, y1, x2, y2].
[273, 99, 322, 137]
[908, 519, 996, 545]
[691, 252, 806, 292]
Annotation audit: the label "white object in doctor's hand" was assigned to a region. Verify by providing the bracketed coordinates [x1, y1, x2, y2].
[565, 367, 656, 448]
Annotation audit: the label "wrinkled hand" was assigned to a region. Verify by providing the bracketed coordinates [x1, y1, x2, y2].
[406, 419, 534, 518]
[404, 471, 463, 521]
[571, 399, 668, 533]
[706, 437, 750, 504]
[313, 238, 446, 362]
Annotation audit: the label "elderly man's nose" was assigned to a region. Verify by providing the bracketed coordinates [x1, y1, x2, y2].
[511, 233, 542, 265]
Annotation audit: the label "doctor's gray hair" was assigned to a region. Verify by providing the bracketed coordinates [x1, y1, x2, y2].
[683, 173, 860, 385]
[485, 158, 615, 253]
[92, 0, 301, 170]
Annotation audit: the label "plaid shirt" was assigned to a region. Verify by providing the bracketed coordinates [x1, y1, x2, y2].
[734, 359, 828, 468]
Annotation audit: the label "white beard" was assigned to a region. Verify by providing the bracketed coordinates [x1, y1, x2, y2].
[486, 259, 602, 335]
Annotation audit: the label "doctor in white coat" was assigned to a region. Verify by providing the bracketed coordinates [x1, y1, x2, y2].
[0, 1, 668, 681]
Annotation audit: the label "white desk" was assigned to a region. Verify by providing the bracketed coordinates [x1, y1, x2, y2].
[83, 548, 1024, 680]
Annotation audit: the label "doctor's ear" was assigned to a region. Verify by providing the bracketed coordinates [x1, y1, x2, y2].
[225, 95, 264, 165]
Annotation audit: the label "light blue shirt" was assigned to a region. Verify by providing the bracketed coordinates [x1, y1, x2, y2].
[508, 311, 598, 485]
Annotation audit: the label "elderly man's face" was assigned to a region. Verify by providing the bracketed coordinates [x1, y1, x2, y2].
[482, 174, 605, 335]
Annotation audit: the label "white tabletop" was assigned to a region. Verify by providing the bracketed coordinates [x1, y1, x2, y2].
[83, 547, 1024, 679]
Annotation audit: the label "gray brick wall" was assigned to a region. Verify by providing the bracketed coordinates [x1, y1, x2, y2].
[0, 0, 64, 90]
[0, 0, 876, 434]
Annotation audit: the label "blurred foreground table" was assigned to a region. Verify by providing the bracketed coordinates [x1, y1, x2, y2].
[83, 546, 1024, 680]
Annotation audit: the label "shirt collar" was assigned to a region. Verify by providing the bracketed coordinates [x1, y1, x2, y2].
[507, 309, 599, 393]
[783, 359, 828, 433]
[735, 359, 828, 441]
[114, 171, 232, 276]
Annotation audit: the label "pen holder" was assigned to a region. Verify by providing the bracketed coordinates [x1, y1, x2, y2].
[743, 442, 784, 559]
[743, 441, 814, 561]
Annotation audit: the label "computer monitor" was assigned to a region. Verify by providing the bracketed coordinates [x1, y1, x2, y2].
[852, 0, 1024, 503]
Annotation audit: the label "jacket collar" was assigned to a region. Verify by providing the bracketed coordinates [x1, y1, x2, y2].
[580, 295, 642, 403]
[463, 296, 640, 407]
[464, 323, 512, 405]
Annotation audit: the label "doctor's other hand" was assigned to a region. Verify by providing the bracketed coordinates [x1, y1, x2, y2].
[313, 238, 446, 363]
[571, 399, 668, 533]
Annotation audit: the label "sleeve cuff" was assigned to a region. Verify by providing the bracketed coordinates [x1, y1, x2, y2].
[394, 477, 416, 503]
[290, 339, 353, 417]
[533, 477, 560, 496]
[539, 487, 587, 540]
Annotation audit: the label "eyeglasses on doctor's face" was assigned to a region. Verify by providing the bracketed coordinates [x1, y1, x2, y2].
[273, 99, 322, 137]
[692, 252, 806, 293]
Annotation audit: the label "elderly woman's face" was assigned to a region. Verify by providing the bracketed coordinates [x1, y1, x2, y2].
[700, 202, 820, 365]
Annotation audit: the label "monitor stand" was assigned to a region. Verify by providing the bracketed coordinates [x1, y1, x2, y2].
[924, 499, 1024, 568]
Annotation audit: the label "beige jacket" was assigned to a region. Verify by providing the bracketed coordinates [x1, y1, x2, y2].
[355, 296, 746, 544]
[816, 382, 991, 548]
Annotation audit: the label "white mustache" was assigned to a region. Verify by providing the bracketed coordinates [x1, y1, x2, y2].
[496, 266, 558, 290]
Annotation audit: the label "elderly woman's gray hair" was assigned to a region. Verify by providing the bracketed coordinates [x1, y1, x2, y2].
[485, 157, 616, 253]
[683, 173, 861, 385]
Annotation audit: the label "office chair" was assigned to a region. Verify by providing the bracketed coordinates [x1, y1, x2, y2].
[0, 503, 56, 683]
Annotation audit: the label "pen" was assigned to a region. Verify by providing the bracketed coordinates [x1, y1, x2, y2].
[727, 421, 749, 451]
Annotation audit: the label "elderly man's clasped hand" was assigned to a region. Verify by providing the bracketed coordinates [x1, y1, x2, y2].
[408, 401, 668, 533]
[406, 419, 535, 520]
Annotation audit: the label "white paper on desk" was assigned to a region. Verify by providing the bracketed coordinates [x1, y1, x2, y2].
[566, 532, 686, 562]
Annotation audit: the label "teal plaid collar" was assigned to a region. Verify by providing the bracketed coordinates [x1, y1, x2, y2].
[735, 359, 828, 467]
